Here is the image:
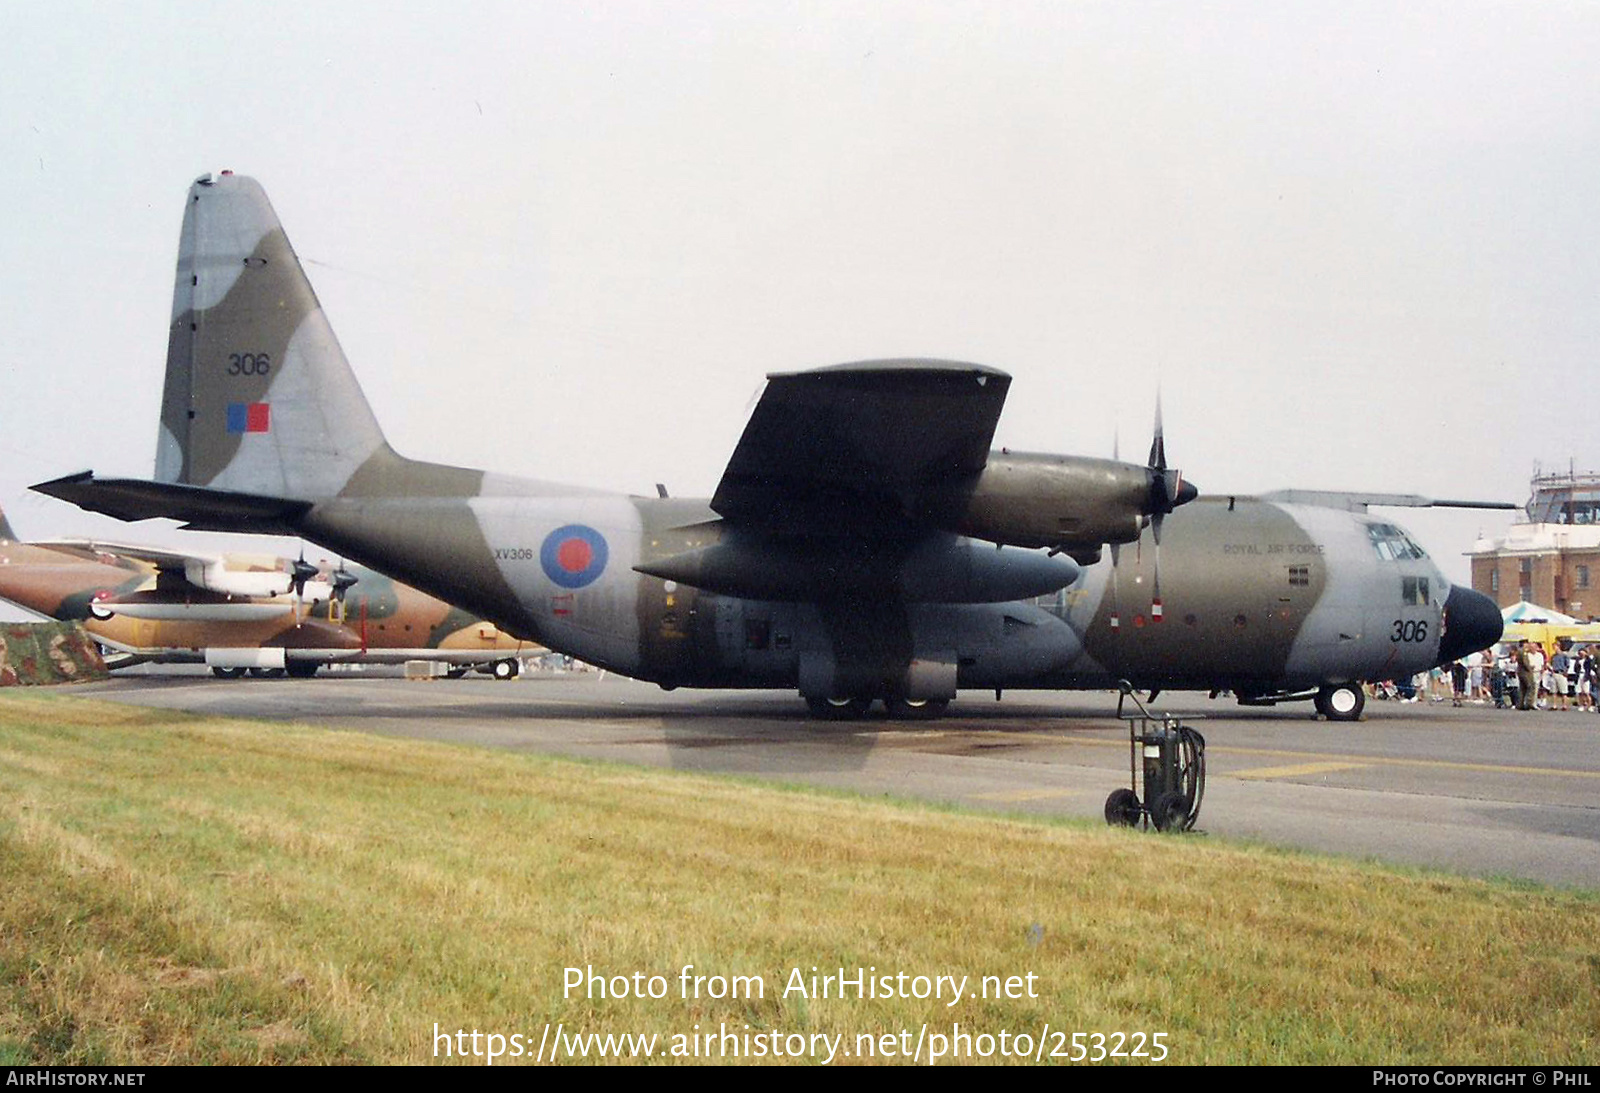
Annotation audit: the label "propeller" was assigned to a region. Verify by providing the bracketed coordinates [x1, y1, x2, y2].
[288, 550, 319, 623]
[289, 554, 318, 595]
[1109, 396, 1197, 630]
[1109, 427, 1123, 632]
[1145, 394, 1196, 533]
[330, 562, 359, 623]
[1143, 393, 1197, 623]
[331, 565, 359, 601]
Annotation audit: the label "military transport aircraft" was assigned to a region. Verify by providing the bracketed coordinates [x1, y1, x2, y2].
[0, 503, 532, 677]
[34, 173, 1503, 720]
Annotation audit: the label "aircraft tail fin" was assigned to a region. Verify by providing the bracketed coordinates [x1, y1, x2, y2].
[0, 503, 16, 543]
[155, 172, 387, 501]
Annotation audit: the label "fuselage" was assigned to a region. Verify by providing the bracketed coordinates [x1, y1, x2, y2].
[293, 473, 1500, 703]
[30, 173, 1503, 707]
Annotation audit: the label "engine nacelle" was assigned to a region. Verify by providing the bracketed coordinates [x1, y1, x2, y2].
[182, 557, 296, 598]
[179, 554, 334, 604]
[954, 452, 1182, 551]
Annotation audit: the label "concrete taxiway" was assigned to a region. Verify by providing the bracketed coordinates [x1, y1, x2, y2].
[68, 670, 1600, 889]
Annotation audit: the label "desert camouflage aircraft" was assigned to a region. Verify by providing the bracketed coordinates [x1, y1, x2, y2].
[0, 504, 531, 678]
[36, 173, 1503, 720]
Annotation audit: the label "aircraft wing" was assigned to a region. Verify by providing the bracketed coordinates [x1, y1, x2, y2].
[27, 538, 219, 572]
[1256, 490, 1520, 513]
[710, 360, 1010, 536]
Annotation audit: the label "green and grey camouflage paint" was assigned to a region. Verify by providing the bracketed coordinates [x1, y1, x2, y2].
[37, 174, 1502, 716]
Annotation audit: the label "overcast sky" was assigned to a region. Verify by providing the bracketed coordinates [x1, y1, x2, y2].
[2, 2, 1597, 619]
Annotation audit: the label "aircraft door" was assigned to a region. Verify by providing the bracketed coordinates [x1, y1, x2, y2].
[713, 598, 742, 664]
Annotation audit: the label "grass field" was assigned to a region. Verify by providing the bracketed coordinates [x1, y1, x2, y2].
[0, 689, 1595, 1065]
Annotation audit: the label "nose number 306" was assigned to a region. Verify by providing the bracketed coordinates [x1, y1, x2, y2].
[1391, 619, 1429, 643]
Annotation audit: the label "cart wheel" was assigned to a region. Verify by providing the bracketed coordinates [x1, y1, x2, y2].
[1104, 788, 1142, 827]
[1151, 790, 1193, 832]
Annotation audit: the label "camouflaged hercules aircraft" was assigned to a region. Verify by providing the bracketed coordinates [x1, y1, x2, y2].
[0, 504, 531, 678]
[35, 173, 1504, 721]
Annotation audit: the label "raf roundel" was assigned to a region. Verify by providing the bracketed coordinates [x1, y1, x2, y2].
[540, 525, 609, 589]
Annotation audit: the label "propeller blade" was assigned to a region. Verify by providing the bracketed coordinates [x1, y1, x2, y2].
[1148, 393, 1165, 472]
[1108, 540, 1122, 632]
[1142, 393, 1184, 623]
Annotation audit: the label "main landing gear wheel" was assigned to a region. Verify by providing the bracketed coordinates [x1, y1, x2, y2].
[492, 658, 520, 681]
[1104, 788, 1142, 827]
[885, 697, 950, 721]
[1315, 683, 1365, 722]
[805, 696, 873, 721]
[211, 666, 246, 679]
[285, 662, 319, 679]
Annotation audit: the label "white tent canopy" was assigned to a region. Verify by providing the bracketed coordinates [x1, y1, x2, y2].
[1500, 601, 1579, 625]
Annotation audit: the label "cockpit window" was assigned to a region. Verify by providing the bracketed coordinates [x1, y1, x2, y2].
[1402, 576, 1430, 605]
[1366, 522, 1428, 561]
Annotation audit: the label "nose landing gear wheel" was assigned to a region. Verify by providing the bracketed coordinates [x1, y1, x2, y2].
[1315, 683, 1365, 721]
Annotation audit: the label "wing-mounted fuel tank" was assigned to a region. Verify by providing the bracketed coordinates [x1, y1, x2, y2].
[636, 531, 1078, 604]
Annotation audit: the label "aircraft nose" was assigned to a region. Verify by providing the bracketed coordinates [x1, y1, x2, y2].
[1437, 584, 1503, 665]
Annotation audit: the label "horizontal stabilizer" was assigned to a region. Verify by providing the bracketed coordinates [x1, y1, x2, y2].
[31, 471, 310, 533]
[1257, 490, 1519, 513]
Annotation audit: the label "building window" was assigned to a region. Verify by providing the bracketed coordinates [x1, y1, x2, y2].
[1490, 570, 1499, 593]
[1578, 565, 1590, 591]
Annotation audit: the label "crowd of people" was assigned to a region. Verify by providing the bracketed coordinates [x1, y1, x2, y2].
[1376, 641, 1600, 711]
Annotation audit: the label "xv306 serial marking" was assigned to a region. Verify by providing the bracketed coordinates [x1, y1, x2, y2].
[36, 173, 1504, 721]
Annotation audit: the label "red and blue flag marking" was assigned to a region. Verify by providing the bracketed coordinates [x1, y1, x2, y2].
[226, 402, 271, 433]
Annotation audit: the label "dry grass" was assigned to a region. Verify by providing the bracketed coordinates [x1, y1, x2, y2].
[0, 691, 1594, 1065]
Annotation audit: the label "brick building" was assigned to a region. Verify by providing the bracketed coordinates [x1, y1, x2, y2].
[1469, 470, 1600, 620]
